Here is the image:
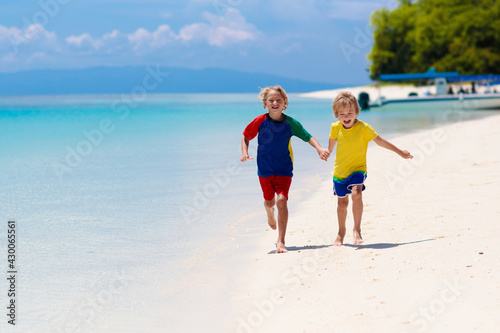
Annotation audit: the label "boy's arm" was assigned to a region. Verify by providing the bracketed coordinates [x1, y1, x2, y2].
[240, 137, 254, 162]
[328, 138, 337, 153]
[308, 137, 330, 161]
[373, 135, 413, 159]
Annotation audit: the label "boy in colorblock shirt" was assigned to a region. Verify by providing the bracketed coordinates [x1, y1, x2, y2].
[241, 86, 329, 253]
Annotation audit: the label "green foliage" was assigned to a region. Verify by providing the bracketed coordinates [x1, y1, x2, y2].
[368, 0, 500, 79]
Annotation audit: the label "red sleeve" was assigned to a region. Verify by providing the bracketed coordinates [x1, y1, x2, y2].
[243, 114, 267, 140]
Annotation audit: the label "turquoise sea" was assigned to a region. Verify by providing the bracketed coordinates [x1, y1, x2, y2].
[0, 93, 498, 332]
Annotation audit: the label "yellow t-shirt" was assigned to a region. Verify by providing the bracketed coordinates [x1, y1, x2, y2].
[329, 120, 378, 179]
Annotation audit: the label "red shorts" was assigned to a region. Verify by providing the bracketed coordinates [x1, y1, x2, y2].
[258, 175, 292, 201]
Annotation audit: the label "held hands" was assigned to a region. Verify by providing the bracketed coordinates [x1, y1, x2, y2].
[318, 148, 330, 161]
[308, 138, 330, 162]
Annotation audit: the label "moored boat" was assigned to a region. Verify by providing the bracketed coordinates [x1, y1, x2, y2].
[367, 69, 500, 110]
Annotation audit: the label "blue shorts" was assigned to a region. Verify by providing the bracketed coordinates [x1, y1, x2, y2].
[333, 172, 367, 198]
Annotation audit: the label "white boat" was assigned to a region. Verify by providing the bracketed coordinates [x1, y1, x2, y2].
[366, 69, 500, 110]
[371, 92, 500, 110]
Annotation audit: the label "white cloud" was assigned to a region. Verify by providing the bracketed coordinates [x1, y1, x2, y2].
[0, 24, 62, 71]
[66, 30, 128, 52]
[0, 25, 22, 52]
[0, 24, 59, 53]
[179, 9, 257, 46]
[0, 23, 61, 70]
[66, 33, 96, 49]
[129, 25, 176, 50]
[98, 30, 129, 52]
[62, 8, 257, 54]
[0, 9, 261, 71]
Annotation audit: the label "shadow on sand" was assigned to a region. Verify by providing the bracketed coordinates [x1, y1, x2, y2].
[267, 244, 332, 254]
[343, 238, 436, 250]
[267, 238, 435, 254]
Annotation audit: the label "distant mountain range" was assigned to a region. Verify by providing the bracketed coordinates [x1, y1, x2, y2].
[0, 66, 341, 96]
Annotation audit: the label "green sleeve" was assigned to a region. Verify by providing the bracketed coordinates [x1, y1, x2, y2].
[286, 116, 313, 142]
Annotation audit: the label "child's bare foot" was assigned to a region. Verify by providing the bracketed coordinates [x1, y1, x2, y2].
[334, 229, 346, 246]
[265, 207, 277, 230]
[333, 233, 344, 246]
[353, 229, 363, 245]
[276, 242, 288, 253]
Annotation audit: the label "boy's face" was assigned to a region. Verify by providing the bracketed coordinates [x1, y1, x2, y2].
[263, 90, 287, 115]
[337, 106, 358, 129]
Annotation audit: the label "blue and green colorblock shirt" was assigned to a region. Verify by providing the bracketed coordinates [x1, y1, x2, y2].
[243, 113, 312, 178]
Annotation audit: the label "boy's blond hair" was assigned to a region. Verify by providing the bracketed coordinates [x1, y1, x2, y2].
[332, 91, 360, 117]
[258, 85, 288, 110]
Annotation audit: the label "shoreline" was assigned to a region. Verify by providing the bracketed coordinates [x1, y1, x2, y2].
[228, 113, 500, 332]
[299, 83, 500, 101]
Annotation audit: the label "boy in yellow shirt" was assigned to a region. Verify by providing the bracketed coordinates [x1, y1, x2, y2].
[328, 92, 413, 246]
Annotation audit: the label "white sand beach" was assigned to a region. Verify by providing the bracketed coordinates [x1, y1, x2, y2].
[229, 112, 500, 332]
[300, 83, 499, 101]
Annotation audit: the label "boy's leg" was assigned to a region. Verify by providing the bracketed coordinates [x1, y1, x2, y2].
[260, 176, 277, 230]
[275, 193, 288, 253]
[264, 198, 277, 230]
[334, 196, 349, 246]
[351, 185, 364, 245]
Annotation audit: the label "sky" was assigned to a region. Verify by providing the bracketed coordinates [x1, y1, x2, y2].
[0, 0, 398, 86]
